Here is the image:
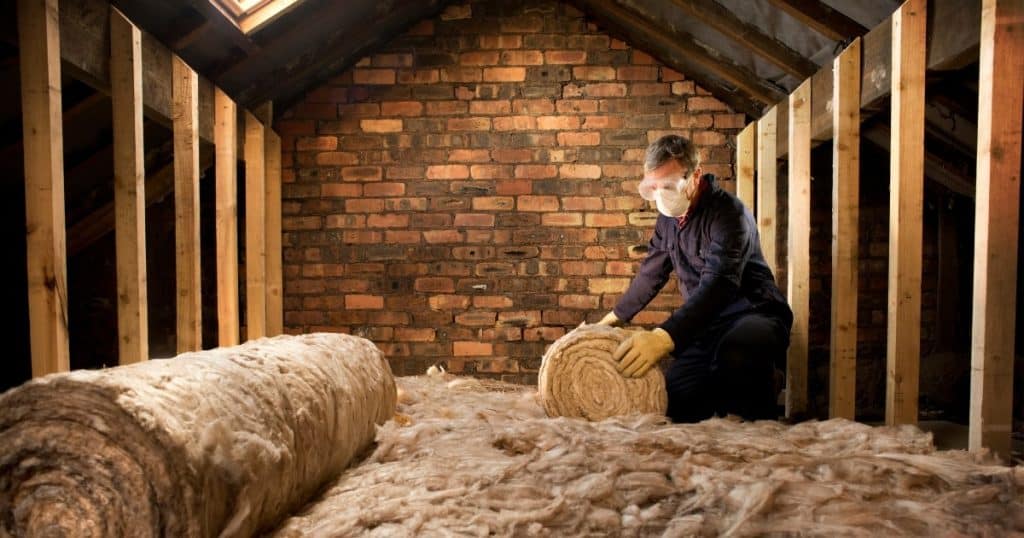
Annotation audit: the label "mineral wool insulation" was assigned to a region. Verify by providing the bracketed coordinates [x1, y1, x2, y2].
[271, 372, 1023, 537]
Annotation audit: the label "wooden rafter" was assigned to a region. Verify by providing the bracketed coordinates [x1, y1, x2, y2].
[666, 0, 818, 79]
[786, 79, 811, 418]
[763, 0, 867, 42]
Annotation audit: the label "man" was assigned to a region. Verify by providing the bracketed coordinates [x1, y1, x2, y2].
[596, 134, 793, 423]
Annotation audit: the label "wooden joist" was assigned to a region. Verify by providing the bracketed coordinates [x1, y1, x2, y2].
[969, 0, 1023, 461]
[756, 104, 780, 276]
[215, 88, 240, 346]
[763, 0, 867, 42]
[110, 7, 148, 365]
[665, 0, 818, 79]
[786, 79, 811, 418]
[265, 128, 283, 336]
[885, 0, 926, 426]
[244, 110, 267, 340]
[829, 38, 861, 420]
[18, 0, 71, 377]
[173, 55, 202, 352]
[735, 123, 756, 209]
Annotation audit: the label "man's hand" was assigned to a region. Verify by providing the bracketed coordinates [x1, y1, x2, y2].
[614, 328, 674, 377]
[596, 311, 623, 327]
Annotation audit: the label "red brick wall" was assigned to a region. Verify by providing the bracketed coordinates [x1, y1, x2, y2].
[277, 0, 744, 380]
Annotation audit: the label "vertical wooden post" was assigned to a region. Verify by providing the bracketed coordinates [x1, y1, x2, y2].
[244, 110, 267, 340]
[18, 0, 70, 377]
[969, 0, 1023, 460]
[886, 0, 926, 426]
[110, 8, 148, 365]
[736, 122, 757, 211]
[265, 129, 284, 336]
[786, 80, 811, 418]
[830, 38, 862, 420]
[757, 105, 778, 276]
[215, 88, 239, 347]
[172, 56, 201, 352]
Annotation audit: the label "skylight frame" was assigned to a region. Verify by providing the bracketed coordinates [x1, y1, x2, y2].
[211, 0, 303, 34]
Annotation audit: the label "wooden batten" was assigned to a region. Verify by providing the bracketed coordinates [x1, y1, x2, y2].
[244, 110, 267, 340]
[215, 88, 240, 347]
[786, 79, 811, 418]
[969, 0, 1023, 460]
[110, 7, 148, 365]
[885, 0, 926, 426]
[173, 55, 202, 352]
[829, 38, 861, 420]
[756, 105, 779, 276]
[18, 0, 70, 377]
[265, 128, 283, 336]
[735, 122, 757, 210]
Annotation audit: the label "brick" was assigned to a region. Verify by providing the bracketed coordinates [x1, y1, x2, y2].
[469, 100, 512, 115]
[588, 278, 630, 294]
[460, 51, 500, 65]
[387, 166, 425, 179]
[315, 152, 360, 166]
[454, 213, 495, 227]
[452, 148, 491, 161]
[397, 69, 440, 84]
[492, 148, 534, 163]
[536, 115, 580, 130]
[473, 196, 514, 210]
[582, 115, 623, 129]
[493, 115, 536, 131]
[561, 196, 603, 211]
[500, 50, 544, 65]
[394, 327, 437, 342]
[545, 50, 586, 64]
[617, 66, 659, 80]
[559, 294, 600, 309]
[557, 131, 600, 146]
[338, 103, 381, 117]
[426, 164, 469, 179]
[631, 83, 670, 97]
[603, 164, 642, 177]
[582, 83, 627, 97]
[671, 113, 713, 129]
[473, 295, 514, 309]
[514, 164, 558, 179]
[296, 136, 337, 151]
[559, 164, 601, 179]
[423, 230, 465, 244]
[283, 216, 321, 231]
[692, 130, 726, 146]
[381, 101, 424, 116]
[556, 99, 599, 113]
[360, 119, 402, 133]
[424, 101, 467, 116]
[497, 310, 542, 327]
[364, 182, 405, 197]
[453, 341, 492, 356]
[324, 214, 366, 228]
[483, 67, 527, 82]
[585, 213, 627, 227]
[447, 117, 491, 131]
[346, 198, 385, 212]
[470, 164, 512, 179]
[518, 195, 559, 212]
[714, 113, 746, 129]
[573, 66, 615, 81]
[561, 261, 605, 275]
[429, 295, 471, 310]
[511, 99, 555, 114]
[688, 96, 729, 111]
[671, 81, 696, 96]
[342, 166, 382, 181]
[415, 277, 455, 293]
[500, 16, 543, 33]
[541, 213, 583, 226]
[496, 179, 532, 195]
[321, 183, 362, 198]
[631, 50, 655, 64]
[480, 34, 523, 49]
[605, 261, 636, 276]
[441, 67, 482, 83]
[345, 294, 384, 309]
[353, 69, 395, 84]
[367, 214, 410, 228]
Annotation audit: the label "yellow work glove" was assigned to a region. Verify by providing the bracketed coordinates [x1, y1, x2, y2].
[596, 311, 623, 327]
[614, 328, 674, 378]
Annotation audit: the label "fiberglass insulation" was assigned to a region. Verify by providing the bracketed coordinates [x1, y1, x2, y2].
[271, 371, 1023, 537]
[0, 333, 396, 537]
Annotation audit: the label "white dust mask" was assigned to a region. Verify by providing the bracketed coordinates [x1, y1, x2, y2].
[653, 188, 689, 218]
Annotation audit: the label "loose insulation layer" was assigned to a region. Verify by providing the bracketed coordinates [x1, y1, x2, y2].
[0, 333, 396, 537]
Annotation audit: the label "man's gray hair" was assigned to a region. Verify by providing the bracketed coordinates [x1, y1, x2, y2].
[643, 134, 701, 173]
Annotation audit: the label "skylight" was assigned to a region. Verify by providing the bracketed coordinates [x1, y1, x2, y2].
[212, 0, 304, 34]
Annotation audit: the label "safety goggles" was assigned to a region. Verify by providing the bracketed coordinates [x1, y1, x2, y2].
[637, 174, 689, 201]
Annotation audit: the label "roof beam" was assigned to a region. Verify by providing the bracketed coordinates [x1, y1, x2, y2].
[666, 0, 818, 79]
[763, 0, 868, 42]
[863, 124, 974, 198]
[575, 0, 784, 116]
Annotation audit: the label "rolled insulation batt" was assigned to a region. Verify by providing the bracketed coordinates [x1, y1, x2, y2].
[0, 332, 396, 537]
[538, 325, 667, 420]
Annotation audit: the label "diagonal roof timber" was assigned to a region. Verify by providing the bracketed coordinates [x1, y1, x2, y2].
[763, 0, 868, 42]
[665, 0, 818, 80]
[575, 0, 785, 116]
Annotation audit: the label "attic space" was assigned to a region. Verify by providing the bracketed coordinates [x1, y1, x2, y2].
[1, 0, 1023, 535]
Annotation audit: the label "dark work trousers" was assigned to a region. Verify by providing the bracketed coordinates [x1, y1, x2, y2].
[663, 311, 789, 423]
